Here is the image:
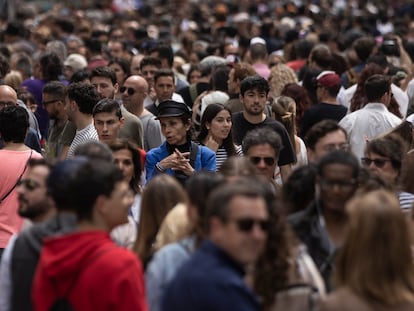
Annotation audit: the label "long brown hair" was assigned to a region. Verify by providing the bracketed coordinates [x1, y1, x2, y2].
[133, 174, 188, 266]
[335, 190, 414, 305]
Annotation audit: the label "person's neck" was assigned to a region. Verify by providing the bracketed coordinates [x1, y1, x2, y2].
[322, 207, 347, 225]
[32, 207, 57, 224]
[320, 97, 338, 105]
[130, 103, 145, 117]
[3, 142, 30, 151]
[243, 111, 266, 124]
[74, 114, 93, 131]
[77, 219, 109, 232]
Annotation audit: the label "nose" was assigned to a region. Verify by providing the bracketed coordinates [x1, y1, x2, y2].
[251, 222, 267, 240]
[102, 123, 108, 132]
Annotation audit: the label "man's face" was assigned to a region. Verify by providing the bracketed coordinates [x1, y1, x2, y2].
[91, 76, 118, 100]
[42, 92, 63, 119]
[130, 55, 143, 75]
[154, 75, 175, 102]
[0, 86, 17, 110]
[308, 130, 349, 163]
[210, 195, 268, 266]
[240, 88, 267, 116]
[93, 111, 124, 144]
[101, 180, 134, 230]
[107, 41, 124, 59]
[121, 77, 148, 112]
[227, 68, 238, 94]
[17, 165, 52, 221]
[317, 163, 357, 214]
[141, 65, 158, 88]
[246, 143, 278, 180]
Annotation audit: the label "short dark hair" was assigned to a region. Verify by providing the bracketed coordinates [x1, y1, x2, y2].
[318, 149, 360, 179]
[70, 69, 90, 84]
[39, 52, 63, 81]
[0, 105, 29, 142]
[139, 56, 162, 71]
[154, 68, 175, 84]
[42, 81, 66, 99]
[92, 98, 122, 119]
[240, 75, 270, 96]
[90, 66, 117, 85]
[66, 82, 100, 115]
[364, 74, 391, 102]
[150, 44, 174, 67]
[353, 36, 376, 63]
[242, 127, 283, 158]
[73, 141, 114, 162]
[304, 120, 347, 151]
[205, 178, 269, 232]
[66, 160, 124, 221]
[249, 43, 268, 61]
[108, 57, 131, 78]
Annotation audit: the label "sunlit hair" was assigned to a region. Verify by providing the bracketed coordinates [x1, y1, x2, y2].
[133, 174, 188, 266]
[268, 63, 298, 97]
[271, 96, 297, 155]
[335, 190, 414, 305]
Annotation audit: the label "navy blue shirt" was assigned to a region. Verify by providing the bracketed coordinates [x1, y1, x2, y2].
[162, 240, 260, 311]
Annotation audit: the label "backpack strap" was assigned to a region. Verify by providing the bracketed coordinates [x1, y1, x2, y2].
[0, 150, 32, 205]
[189, 142, 199, 168]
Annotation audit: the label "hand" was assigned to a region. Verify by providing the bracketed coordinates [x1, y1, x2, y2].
[204, 135, 220, 152]
[172, 149, 195, 176]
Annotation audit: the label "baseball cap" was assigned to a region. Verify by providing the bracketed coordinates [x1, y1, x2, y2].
[316, 71, 341, 89]
[64, 54, 88, 72]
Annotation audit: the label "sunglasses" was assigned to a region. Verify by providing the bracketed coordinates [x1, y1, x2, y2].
[17, 179, 41, 191]
[250, 156, 275, 166]
[361, 157, 392, 168]
[120, 86, 136, 96]
[319, 178, 357, 190]
[231, 218, 270, 232]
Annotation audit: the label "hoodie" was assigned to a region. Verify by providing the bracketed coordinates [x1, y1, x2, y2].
[32, 230, 148, 311]
[9, 213, 77, 311]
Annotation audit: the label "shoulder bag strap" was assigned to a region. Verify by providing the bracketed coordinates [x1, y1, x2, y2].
[189, 142, 199, 168]
[0, 150, 33, 204]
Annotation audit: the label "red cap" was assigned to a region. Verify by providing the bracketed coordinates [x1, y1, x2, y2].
[317, 71, 341, 89]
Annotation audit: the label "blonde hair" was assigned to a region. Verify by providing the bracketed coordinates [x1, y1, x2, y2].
[271, 96, 297, 155]
[4, 70, 22, 90]
[268, 63, 298, 97]
[335, 190, 414, 305]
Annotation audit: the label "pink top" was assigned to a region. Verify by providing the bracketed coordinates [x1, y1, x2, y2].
[0, 149, 43, 248]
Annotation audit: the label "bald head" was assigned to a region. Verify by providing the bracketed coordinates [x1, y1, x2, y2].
[0, 85, 17, 110]
[121, 75, 148, 114]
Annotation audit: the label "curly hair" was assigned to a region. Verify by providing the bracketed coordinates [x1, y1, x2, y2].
[269, 63, 298, 97]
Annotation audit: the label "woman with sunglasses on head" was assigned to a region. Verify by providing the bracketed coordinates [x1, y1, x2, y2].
[319, 190, 414, 311]
[145, 100, 216, 185]
[197, 103, 242, 170]
[362, 134, 414, 211]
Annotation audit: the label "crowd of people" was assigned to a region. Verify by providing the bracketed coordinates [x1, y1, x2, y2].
[2, 0, 414, 310]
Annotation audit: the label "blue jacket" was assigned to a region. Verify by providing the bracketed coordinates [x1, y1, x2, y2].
[161, 240, 260, 311]
[145, 141, 216, 183]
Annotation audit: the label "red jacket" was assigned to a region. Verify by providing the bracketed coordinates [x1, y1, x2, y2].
[32, 230, 148, 311]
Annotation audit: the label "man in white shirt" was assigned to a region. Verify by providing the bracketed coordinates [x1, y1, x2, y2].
[339, 74, 402, 160]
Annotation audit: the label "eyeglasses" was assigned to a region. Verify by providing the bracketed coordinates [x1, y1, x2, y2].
[361, 157, 392, 168]
[322, 143, 350, 152]
[17, 179, 41, 191]
[249, 156, 275, 166]
[120, 86, 136, 96]
[319, 178, 357, 190]
[230, 217, 270, 232]
[0, 101, 15, 109]
[42, 99, 59, 106]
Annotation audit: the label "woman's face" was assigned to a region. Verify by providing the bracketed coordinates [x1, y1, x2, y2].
[113, 148, 135, 184]
[207, 109, 232, 141]
[189, 69, 201, 84]
[109, 63, 126, 85]
[159, 117, 189, 145]
[363, 152, 399, 183]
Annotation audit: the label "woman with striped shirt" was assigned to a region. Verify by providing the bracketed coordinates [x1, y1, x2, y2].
[197, 103, 242, 169]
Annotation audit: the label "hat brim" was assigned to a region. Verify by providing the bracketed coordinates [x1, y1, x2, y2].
[155, 112, 185, 120]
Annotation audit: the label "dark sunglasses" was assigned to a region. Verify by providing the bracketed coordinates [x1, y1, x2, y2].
[250, 156, 275, 166]
[17, 179, 41, 191]
[361, 157, 392, 168]
[120, 86, 136, 96]
[231, 218, 270, 232]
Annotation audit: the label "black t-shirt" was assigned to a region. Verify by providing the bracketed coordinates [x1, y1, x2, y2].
[300, 103, 347, 138]
[232, 112, 296, 166]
